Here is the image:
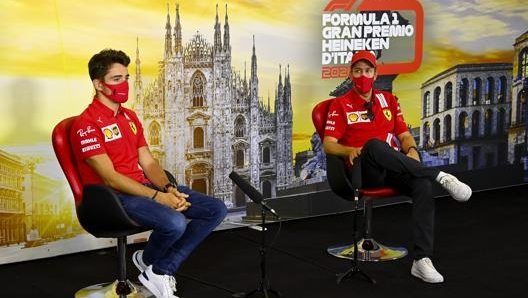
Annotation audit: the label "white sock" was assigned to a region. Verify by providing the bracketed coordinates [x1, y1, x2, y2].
[436, 171, 448, 182]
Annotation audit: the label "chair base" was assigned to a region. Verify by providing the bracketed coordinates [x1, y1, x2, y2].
[327, 238, 408, 262]
[75, 280, 153, 298]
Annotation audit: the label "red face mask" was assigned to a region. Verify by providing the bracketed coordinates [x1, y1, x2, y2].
[101, 80, 129, 103]
[352, 75, 374, 94]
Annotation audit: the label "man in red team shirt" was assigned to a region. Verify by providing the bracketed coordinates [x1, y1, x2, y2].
[71, 49, 227, 298]
[323, 50, 472, 283]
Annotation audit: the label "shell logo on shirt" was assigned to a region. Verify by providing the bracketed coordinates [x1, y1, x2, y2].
[101, 123, 123, 142]
[347, 111, 372, 123]
[348, 113, 359, 123]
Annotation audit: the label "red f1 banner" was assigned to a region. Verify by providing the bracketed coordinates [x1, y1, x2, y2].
[321, 0, 424, 78]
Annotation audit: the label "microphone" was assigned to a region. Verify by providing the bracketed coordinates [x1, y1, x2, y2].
[228, 171, 280, 219]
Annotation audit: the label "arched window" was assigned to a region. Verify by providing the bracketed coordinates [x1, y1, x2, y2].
[148, 122, 161, 145]
[443, 115, 452, 142]
[433, 87, 441, 114]
[423, 91, 431, 117]
[472, 78, 482, 105]
[262, 147, 270, 163]
[234, 116, 246, 138]
[444, 82, 453, 110]
[485, 77, 495, 104]
[191, 73, 205, 107]
[193, 127, 204, 148]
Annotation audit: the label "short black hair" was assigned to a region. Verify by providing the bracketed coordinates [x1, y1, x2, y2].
[88, 49, 130, 81]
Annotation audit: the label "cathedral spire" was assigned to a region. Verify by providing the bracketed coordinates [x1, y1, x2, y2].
[174, 3, 182, 55]
[164, 3, 173, 59]
[284, 65, 292, 111]
[278, 64, 283, 89]
[267, 90, 271, 113]
[251, 35, 257, 80]
[214, 4, 222, 53]
[223, 4, 231, 53]
[134, 37, 143, 105]
[276, 64, 283, 114]
[135, 37, 142, 89]
[243, 61, 248, 92]
[285, 65, 291, 94]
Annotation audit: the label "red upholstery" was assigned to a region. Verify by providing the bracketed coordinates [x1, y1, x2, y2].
[311, 98, 399, 198]
[52, 116, 150, 237]
[51, 116, 152, 296]
[311, 98, 333, 140]
[51, 116, 84, 206]
[313, 99, 408, 266]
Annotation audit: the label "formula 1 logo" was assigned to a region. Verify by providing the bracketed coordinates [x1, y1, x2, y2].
[321, 0, 424, 78]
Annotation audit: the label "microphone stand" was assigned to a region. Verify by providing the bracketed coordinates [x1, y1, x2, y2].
[234, 205, 281, 298]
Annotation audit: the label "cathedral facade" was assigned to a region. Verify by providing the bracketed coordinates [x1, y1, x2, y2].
[132, 4, 294, 208]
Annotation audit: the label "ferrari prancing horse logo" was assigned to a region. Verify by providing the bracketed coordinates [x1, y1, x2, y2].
[129, 122, 137, 135]
[383, 109, 392, 121]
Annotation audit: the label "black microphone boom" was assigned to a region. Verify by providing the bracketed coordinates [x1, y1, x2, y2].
[228, 171, 280, 219]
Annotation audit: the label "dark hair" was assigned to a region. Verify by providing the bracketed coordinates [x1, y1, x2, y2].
[88, 49, 131, 81]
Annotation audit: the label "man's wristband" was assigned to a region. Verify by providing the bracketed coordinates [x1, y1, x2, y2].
[163, 182, 177, 192]
[151, 190, 159, 200]
[406, 146, 418, 154]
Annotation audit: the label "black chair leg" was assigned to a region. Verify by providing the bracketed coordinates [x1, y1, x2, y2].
[116, 236, 133, 297]
[335, 189, 376, 285]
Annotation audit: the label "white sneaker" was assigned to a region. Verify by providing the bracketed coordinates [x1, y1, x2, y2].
[134, 252, 177, 293]
[438, 173, 472, 202]
[132, 250, 148, 272]
[139, 265, 178, 298]
[411, 257, 444, 283]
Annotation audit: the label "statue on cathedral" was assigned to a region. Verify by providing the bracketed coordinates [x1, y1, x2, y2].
[299, 132, 327, 180]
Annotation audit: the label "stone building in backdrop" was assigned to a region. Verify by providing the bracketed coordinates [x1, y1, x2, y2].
[132, 4, 294, 208]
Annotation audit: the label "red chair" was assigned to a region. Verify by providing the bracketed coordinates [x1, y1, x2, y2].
[312, 99, 408, 284]
[52, 116, 151, 297]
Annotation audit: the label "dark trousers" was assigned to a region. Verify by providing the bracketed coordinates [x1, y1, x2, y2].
[347, 139, 441, 259]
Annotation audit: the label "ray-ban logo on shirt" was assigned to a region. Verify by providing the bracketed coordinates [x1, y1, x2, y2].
[328, 110, 339, 118]
[77, 126, 96, 137]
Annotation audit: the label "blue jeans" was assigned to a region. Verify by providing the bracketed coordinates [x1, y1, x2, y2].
[117, 185, 227, 274]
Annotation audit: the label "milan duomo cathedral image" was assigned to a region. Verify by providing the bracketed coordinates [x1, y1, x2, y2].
[131, 4, 294, 208]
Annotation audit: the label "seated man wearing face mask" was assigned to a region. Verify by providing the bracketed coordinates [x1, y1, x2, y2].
[322, 50, 472, 283]
[71, 48, 227, 298]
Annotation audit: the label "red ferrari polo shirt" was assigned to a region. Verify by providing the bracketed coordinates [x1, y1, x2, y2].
[324, 89, 408, 149]
[70, 98, 149, 186]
